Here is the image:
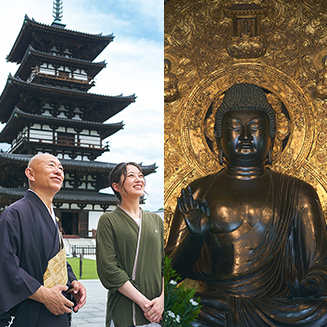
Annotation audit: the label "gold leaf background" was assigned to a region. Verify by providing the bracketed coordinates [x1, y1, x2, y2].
[164, 0, 327, 243]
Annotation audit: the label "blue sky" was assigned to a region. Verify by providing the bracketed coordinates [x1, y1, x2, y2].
[0, 0, 164, 211]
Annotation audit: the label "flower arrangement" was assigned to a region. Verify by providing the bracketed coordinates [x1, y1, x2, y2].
[164, 256, 202, 326]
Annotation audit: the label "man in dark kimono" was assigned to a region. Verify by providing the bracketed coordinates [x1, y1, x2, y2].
[0, 153, 86, 327]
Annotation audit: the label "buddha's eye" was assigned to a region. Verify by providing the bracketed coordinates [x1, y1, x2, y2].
[249, 123, 262, 131]
[225, 120, 241, 131]
[249, 119, 265, 131]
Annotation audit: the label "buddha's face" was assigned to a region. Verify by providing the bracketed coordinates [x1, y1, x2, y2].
[220, 109, 271, 167]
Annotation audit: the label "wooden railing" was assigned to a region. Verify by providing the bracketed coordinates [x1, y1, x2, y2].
[28, 69, 89, 84]
[11, 135, 108, 151]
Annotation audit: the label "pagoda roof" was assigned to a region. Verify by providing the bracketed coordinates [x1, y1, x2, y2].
[0, 75, 136, 123]
[0, 152, 157, 175]
[0, 108, 124, 143]
[16, 46, 107, 81]
[0, 152, 156, 192]
[7, 15, 114, 63]
[0, 187, 119, 209]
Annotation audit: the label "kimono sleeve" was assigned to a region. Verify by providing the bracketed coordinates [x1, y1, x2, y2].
[0, 206, 41, 315]
[67, 262, 77, 284]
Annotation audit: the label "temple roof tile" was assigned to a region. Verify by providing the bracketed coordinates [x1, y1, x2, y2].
[0, 108, 124, 143]
[0, 152, 157, 175]
[7, 15, 114, 63]
[0, 75, 136, 123]
[0, 186, 119, 206]
[15, 45, 107, 81]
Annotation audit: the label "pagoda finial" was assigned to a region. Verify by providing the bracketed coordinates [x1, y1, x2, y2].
[52, 0, 66, 28]
[52, 0, 63, 23]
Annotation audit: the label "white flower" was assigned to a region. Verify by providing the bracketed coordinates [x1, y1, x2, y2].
[169, 279, 177, 285]
[176, 314, 181, 323]
[167, 310, 176, 318]
[190, 298, 199, 306]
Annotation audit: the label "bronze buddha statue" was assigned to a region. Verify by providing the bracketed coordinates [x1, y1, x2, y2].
[165, 83, 327, 326]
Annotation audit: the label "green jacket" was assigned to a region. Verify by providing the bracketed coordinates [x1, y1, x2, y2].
[96, 207, 164, 327]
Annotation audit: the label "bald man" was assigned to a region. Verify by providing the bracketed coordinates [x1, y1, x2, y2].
[0, 154, 86, 327]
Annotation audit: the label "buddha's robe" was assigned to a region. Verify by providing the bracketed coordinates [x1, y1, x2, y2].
[166, 170, 327, 326]
[0, 190, 76, 327]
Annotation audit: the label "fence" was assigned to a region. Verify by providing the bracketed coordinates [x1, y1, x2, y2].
[72, 245, 96, 256]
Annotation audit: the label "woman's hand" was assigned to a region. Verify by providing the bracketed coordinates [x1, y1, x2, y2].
[178, 186, 210, 237]
[144, 295, 164, 323]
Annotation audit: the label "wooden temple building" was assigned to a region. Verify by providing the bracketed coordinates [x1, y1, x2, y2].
[0, 3, 156, 237]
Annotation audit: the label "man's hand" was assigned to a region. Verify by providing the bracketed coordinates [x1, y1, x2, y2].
[70, 280, 87, 312]
[29, 285, 74, 315]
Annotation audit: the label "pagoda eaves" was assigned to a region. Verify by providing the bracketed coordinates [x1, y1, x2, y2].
[0, 152, 156, 183]
[0, 186, 119, 212]
[16, 46, 107, 90]
[0, 108, 124, 147]
[7, 15, 114, 63]
[0, 108, 124, 144]
[0, 75, 136, 123]
[0, 152, 156, 195]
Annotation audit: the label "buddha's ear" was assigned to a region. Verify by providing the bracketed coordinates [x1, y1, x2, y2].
[267, 138, 274, 165]
[216, 138, 221, 148]
[216, 138, 224, 166]
[270, 136, 274, 148]
[269, 137, 275, 154]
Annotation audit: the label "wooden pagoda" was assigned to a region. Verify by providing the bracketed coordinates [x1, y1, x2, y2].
[0, 9, 156, 236]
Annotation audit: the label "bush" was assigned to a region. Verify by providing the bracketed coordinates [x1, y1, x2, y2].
[164, 256, 202, 326]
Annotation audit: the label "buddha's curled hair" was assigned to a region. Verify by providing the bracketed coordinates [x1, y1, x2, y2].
[214, 83, 276, 138]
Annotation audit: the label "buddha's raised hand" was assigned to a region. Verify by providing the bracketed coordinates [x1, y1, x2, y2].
[177, 186, 210, 237]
